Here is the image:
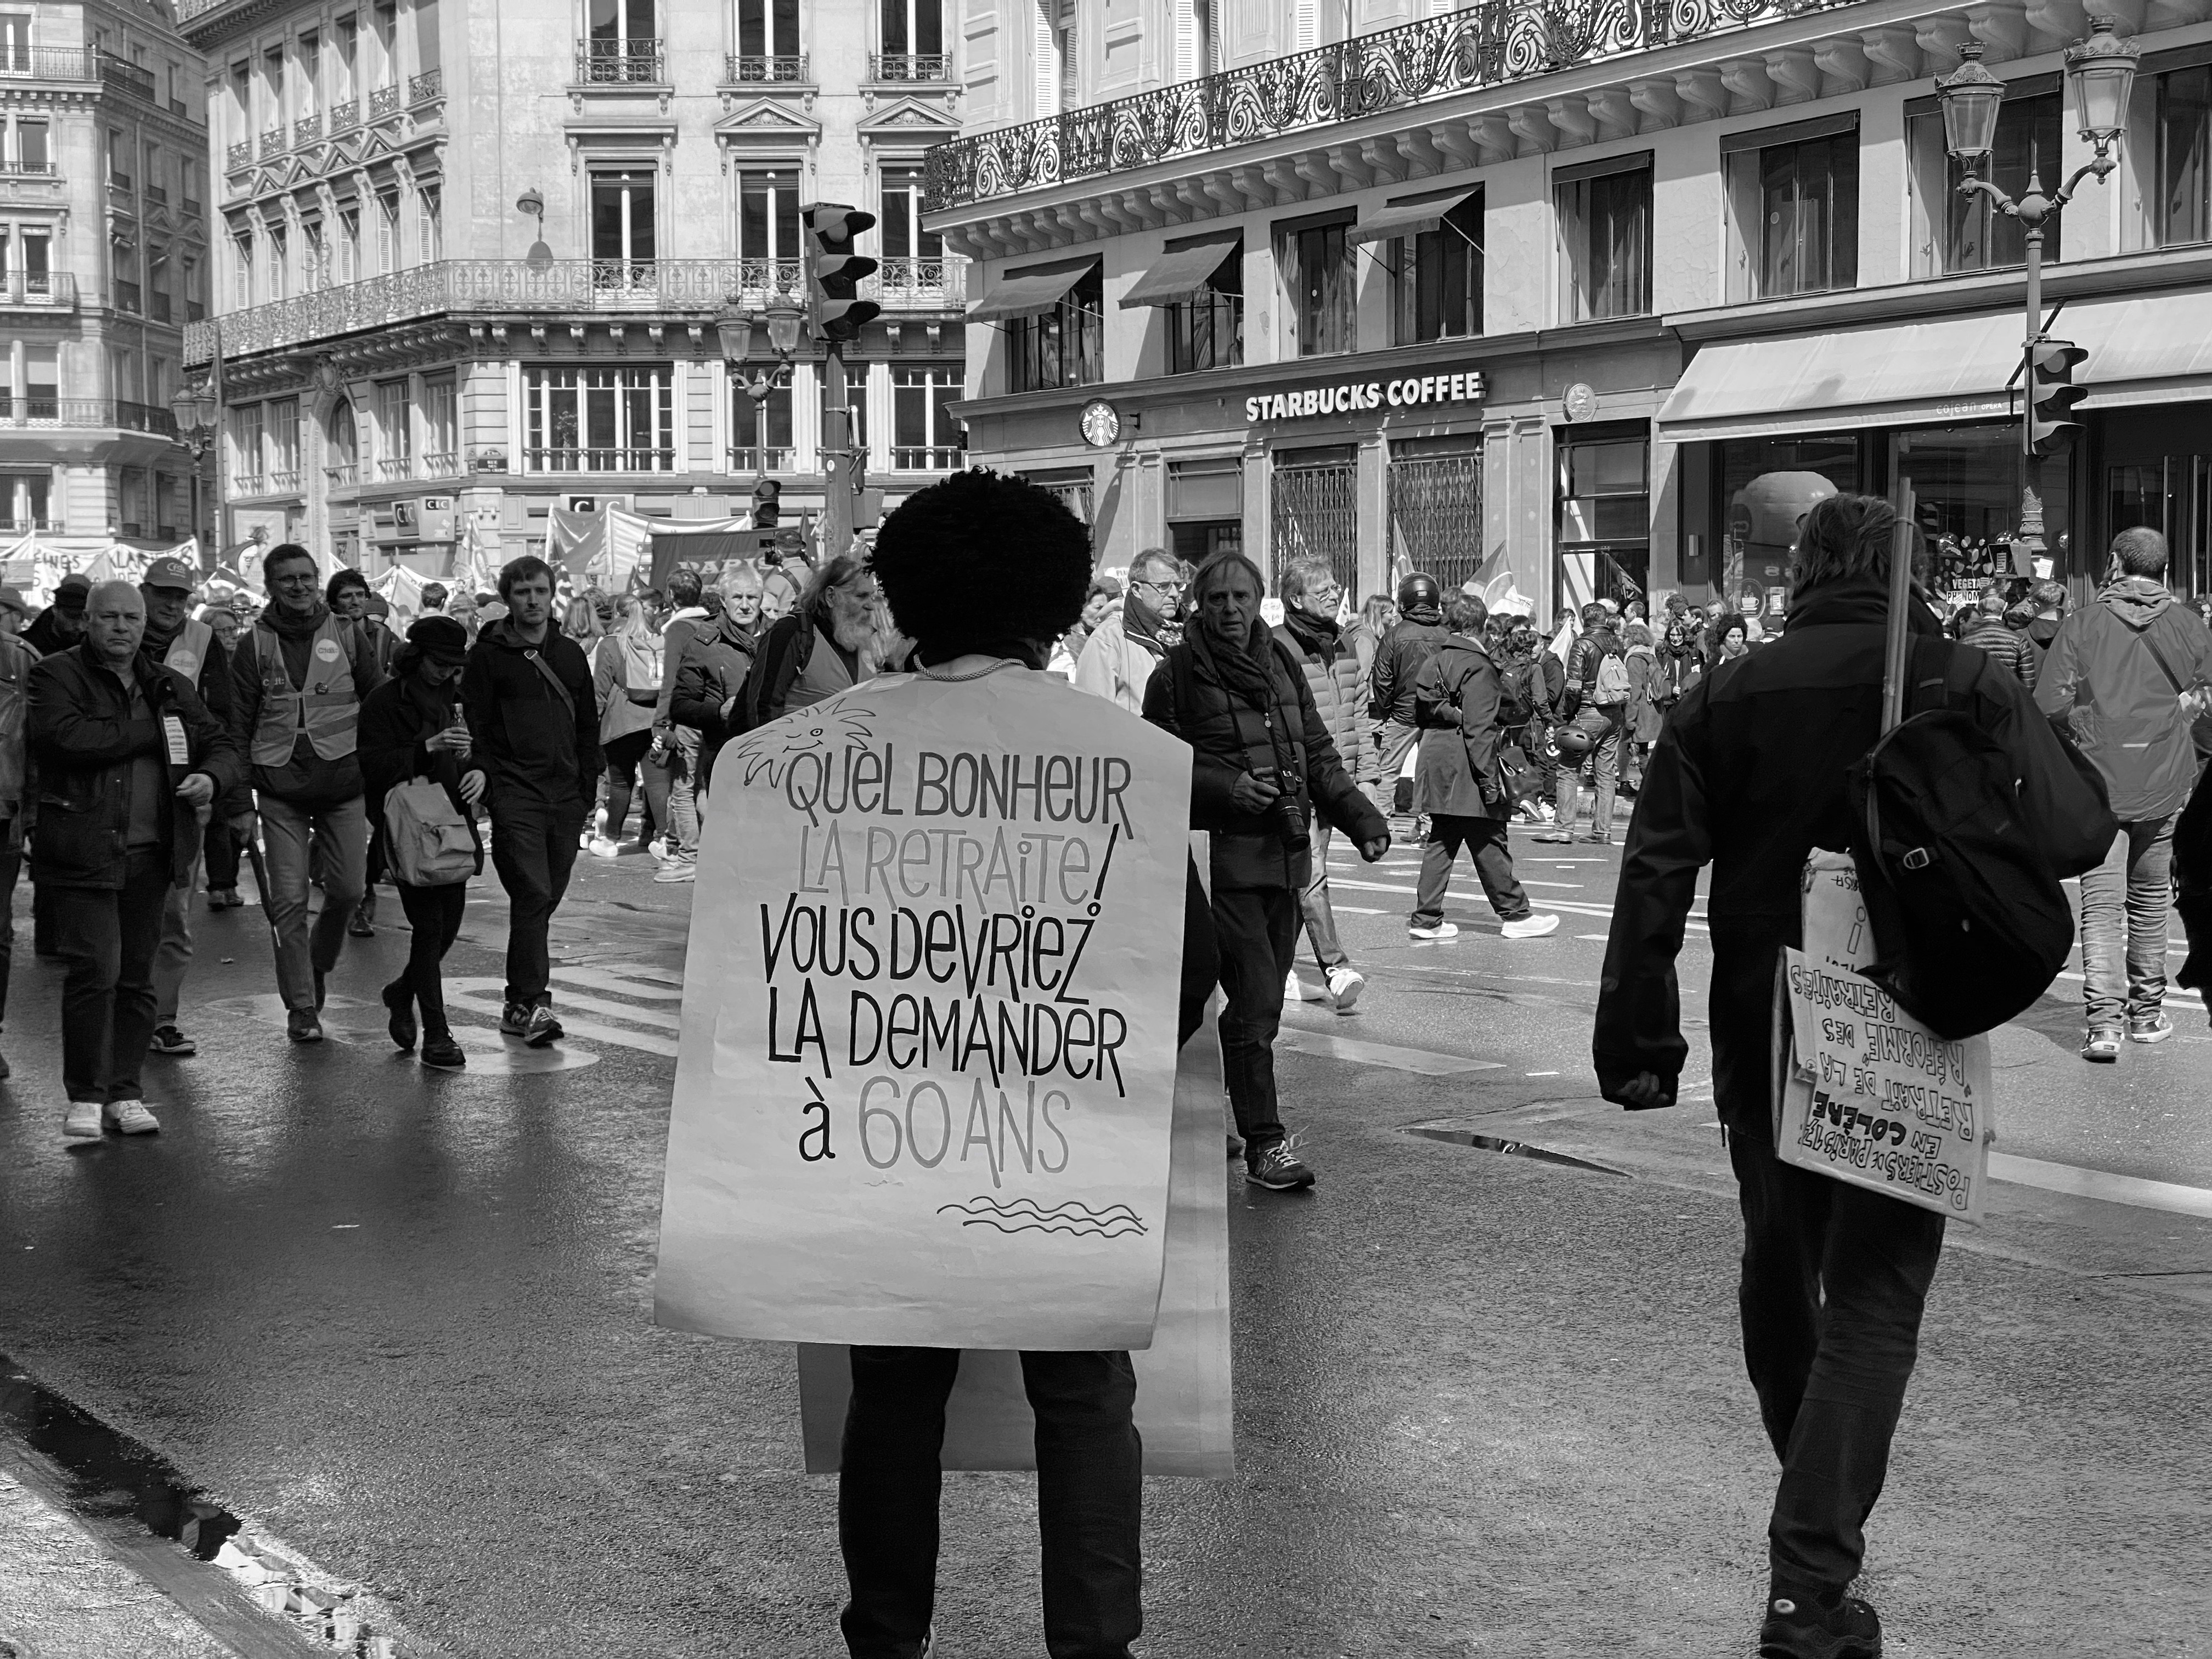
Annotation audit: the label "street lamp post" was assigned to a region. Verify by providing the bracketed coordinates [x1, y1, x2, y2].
[716, 297, 806, 525]
[168, 346, 224, 567]
[1938, 17, 2140, 575]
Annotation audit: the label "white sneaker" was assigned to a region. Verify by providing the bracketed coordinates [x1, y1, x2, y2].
[588, 837, 624, 859]
[652, 860, 697, 884]
[1325, 966, 1365, 1012]
[1502, 913, 1560, 940]
[1408, 919, 1459, 940]
[1286, 970, 1329, 1004]
[63, 1102, 102, 1140]
[104, 1099, 160, 1135]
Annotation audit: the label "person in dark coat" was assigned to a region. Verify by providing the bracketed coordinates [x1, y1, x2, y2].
[1593, 494, 2113, 1659]
[670, 565, 761, 798]
[29, 580, 242, 1139]
[461, 555, 601, 1048]
[22, 573, 89, 657]
[1142, 551, 1390, 1191]
[1406, 595, 1559, 944]
[1364, 571, 1451, 833]
[358, 617, 483, 1072]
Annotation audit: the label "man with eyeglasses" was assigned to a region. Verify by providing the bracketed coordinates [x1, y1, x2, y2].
[1074, 547, 1184, 715]
[1273, 556, 1372, 1011]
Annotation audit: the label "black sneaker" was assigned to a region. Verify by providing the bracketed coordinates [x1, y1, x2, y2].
[1245, 1139, 1317, 1191]
[1758, 1587, 1882, 1659]
[420, 1035, 467, 1071]
[382, 982, 417, 1053]
[148, 1024, 197, 1057]
[522, 1005, 562, 1048]
[499, 1001, 531, 1036]
[287, 1009, 323, 1044]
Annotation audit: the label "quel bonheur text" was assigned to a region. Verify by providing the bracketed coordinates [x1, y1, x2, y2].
[764, 746, 1139, 1186]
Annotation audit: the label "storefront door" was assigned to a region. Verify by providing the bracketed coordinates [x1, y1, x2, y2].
[1893, 422, 2069, 589]
[1555, 425, 1649, 614]
[1271, 445, 1357, 593]
[2101, 406, 2212, 600]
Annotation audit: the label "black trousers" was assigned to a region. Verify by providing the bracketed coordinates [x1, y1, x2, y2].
[1208, 884, 1297, 1148]
[201, 816, 241, 890]
[1712, 929, 1948, 1592]
[389, 881, 469, 1039]
[0, 826, 20, 1028]
[838, 1347, 1142, 1659]
[1411, 814, 1532, 928]
[50, 849, 172, 1104]
[488, 795, 583, 1007]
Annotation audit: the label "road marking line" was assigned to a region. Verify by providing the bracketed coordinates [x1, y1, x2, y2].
[446, 979, 681, 1057]
[1989, 1152, 2212, 1219]
[1330, 878, 1709, 932]
[1276, 1026, 1505, 1075]
[550, 966, 684, 1000]
[1577, 934, 1609, 941]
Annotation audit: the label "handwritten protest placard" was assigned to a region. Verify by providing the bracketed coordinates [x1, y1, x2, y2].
[654, 667, 1193, 1351]
[1774, 947, 1994, 1222]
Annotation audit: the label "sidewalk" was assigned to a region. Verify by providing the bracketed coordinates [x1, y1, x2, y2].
[0, 1465, 232, 1659]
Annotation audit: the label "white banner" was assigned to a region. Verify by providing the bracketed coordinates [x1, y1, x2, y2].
[654, 665, 1194, 1350]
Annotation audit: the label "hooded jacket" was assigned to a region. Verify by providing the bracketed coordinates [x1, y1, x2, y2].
[1594, 576, 2114, 1122]
[1411, 632, 1506, 819]
[1368, 613, 1451, 726]
[2034, 576, 2212, 822]
[459, 617, 601, 814]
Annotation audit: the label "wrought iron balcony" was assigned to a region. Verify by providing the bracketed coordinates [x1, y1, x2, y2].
[295, 112, 321, 145]
[890, 445, 965, 471]
[529, 447, 678, 474]
[370, 83, 400, 119]
[329, 99, 360, 133]
[0, 397, 177, 436]
[269, 468, 302, 492]
[925, 0, 1857, 211]
[0, 272, 76, 308]
[422, 450, 460, 477]
[410, 68, 442, 103]
[726, 445, 795, 475]
[376, 457, 413, 481]
[870, 53, 951, 82]
[579, 41, 665, 84]
[867, 256, 965, 309]
[724, 53, 809, 83]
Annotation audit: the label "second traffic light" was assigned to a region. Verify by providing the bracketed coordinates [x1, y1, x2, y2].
[2026, 337, 2089, 458]
[802, 202, 882, 343]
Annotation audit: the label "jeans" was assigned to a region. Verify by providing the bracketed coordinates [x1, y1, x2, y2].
[1710, 927, 1948, 1592]
[1411, 814, 1533, 928]
[2079, 812, 2179, 1030]
[1555, 706, 1623, 838]
[259, 794, 368, 1012]
[838, 1347, 1142, 1659]
[642, 732, 698, 860]
[1366, 720, 1419, 821]
[1296, 819, 1350, 974]
[50, 849, 173, 1103]
[1210, 885, 1299, 1148]
[151, 851, 201, 1025]
[390, 881, 469, 1040]
[489, 794, 584, 1007]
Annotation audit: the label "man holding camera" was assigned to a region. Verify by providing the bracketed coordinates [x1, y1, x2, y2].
[1143, 552, 1389, 1190]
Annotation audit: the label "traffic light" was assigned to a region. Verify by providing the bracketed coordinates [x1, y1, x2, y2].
[801, 202, 881, 342]
[2027, 337, 2088, 458]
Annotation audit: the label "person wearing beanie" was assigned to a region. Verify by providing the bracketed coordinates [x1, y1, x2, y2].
[357, 616, 483, 1070]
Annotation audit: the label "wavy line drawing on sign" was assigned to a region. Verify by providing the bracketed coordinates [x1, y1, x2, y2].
[718, 701, 879, 790]
[938, 1198, 1150, 1239]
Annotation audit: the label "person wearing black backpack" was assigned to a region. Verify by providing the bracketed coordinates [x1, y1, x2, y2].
[2033, 526, 2212, 1059]
[1590, 494, 2110, 1659]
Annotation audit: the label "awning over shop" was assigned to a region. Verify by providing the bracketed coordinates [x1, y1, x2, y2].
[1347, 190, 1479, 246]
[1658, 289, 2212, 443]
[1118, 234, 1241, 309]
[964, 257, 1097, 322]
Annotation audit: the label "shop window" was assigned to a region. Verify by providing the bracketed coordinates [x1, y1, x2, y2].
[1008, 264, 1102, 393]
[1277, 212, 1353, 357]
[731, 374, 794, 473]
[1166, 455, 1242, 567]
[1895, 423, 2070, 588]
[1270, 444, 1357, 595]
[2158, 63, 2212, 249]
[1167, 239, 1242, 375]
[892, 365, 962, 470]
[1387, 436, 1483, 592]
[1724, 117, 1857, 302]
[1556, 155, 1650, 323]
[1022, 466, 1092, 524]
[1713, 434, 1865, 607]
[1906, 85, 2061, 277]
[1556, 429, 1649, 613]
[1391, 193, 1483, 346]
[527, 365, 675, 472]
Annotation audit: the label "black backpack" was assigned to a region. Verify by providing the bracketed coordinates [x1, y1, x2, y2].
[1846, 641, 2076, 1041]
[1495, 658, 1536, 729]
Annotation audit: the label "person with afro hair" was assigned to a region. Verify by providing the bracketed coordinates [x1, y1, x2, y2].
[829, 466, 1155, 1659]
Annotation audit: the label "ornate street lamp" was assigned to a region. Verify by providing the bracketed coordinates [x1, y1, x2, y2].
[169, 375, 224, 559]
[719, 297, 806, 407]
[1937, 18, 2140, 571]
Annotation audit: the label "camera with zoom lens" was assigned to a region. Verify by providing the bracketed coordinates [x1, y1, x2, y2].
[1252, 767, 1310, 851]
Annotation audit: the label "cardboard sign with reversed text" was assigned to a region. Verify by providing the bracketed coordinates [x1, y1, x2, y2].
[653, 666, 1193, 1350]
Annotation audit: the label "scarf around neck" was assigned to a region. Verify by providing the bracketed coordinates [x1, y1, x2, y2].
[266, 600, 331, 640]
[1122, 591, 1181, 659]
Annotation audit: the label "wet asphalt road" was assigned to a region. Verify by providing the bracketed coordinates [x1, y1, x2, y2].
[0, 830, 2207, 1658]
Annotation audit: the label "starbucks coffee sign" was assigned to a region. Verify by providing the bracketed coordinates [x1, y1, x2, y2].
[1245, 370, 1486, 425]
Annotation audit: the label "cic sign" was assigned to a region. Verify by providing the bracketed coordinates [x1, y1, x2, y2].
[1245, 370, 1486, 425]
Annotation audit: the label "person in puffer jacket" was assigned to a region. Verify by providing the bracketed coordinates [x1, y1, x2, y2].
[1959, 587, 2037, 690]
[1272, 556, 1370, 1013]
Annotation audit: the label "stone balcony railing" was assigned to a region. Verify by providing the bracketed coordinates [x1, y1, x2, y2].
[184, 256, 967, 364]
[0, 47, 157, 99]
[0, 271, 77, 308]
[0, 397, 176, 436]
[924, 0, 1858, 210]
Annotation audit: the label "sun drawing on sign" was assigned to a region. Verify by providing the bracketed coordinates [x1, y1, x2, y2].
[718, 702, 879, 789]
[937, 1198, 1149, 1239]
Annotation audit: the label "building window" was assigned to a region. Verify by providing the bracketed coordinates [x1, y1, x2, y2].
[266, 224, 288, 300]
[0, 13, 30, 75]
[878, 163, 941, 262]
[298, 30, 320, 112]
[375, 190, 399, 272]
[327, 398, 358, 484]
[2157, 63, 2212, 249]
[375, 379, 410, 477]
[261, 47, 284, 125]
[418, 183, 442, 261]
[1008, 263, 1102, 393]
[1557, 156, 1651, 323]
[1908, 85, 2060, 276]
[881, 0, 941, 61]
[1167, 239, 1242, 375]
[586, 0, 657, 80]
[1725, 119, 1858, 301]
[119, 469, 145, 535]
[422, 373, 456, 472]
[147, 245, 170, 320]
[107, 127, 129, 190]
[591, 167, 656, 282]
[16, 120, 49, 172]
[1175, 0, 1217, 80]
[155, 472, 179, 538]
[1270, 445, 1357, 595]
[738, 0, 800, 58]
[526, 365, 676, 471]
[1, 473, 50, 529]
[336, 206, 359, 283]
[1034, 0, 1075, 116]
[737, 166, 800, 285]
[268, 397, 301, 489]
[13, 228, 51, 295]
[730, 375, 793, 473]
[1556, 429, 1650, 612]
[182, 255, 202, 321]
[1391, 193, 1483, 345]
[891, 365, 962, 470]
[232, 403, 266, 492]
[1277, 214, 1353, 357]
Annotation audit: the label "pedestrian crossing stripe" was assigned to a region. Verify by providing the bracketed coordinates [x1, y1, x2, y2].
[446, 975, 680, 1058]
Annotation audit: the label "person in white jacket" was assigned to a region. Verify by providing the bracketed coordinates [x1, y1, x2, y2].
[1072, 548, 1183, 714]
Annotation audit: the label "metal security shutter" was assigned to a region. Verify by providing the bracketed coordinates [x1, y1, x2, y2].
[1269, 448, 1356, 594]
[1387, 438, 1483, 592]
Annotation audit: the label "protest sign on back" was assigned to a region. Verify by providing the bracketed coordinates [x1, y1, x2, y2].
[654, 665, 1193, 1351]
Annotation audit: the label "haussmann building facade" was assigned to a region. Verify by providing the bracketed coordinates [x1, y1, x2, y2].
[926, 0, 2212, 624]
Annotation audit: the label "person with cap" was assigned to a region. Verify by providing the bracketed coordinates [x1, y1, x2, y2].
[358, 616, 483, 1071]
[138, 555, 231, 1060]
[0, 586, 27, 639]
[228, 543, 385, 1044]
[25, 573, 91, 657]
[1365, 572, 1453, 838]
[30, 580, 241, 1139]
[0, 590, 37, 1079]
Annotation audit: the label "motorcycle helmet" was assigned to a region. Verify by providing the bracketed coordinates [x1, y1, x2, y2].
[1396, 572, 1442, 613]
[1550, 724, 1594, 761]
